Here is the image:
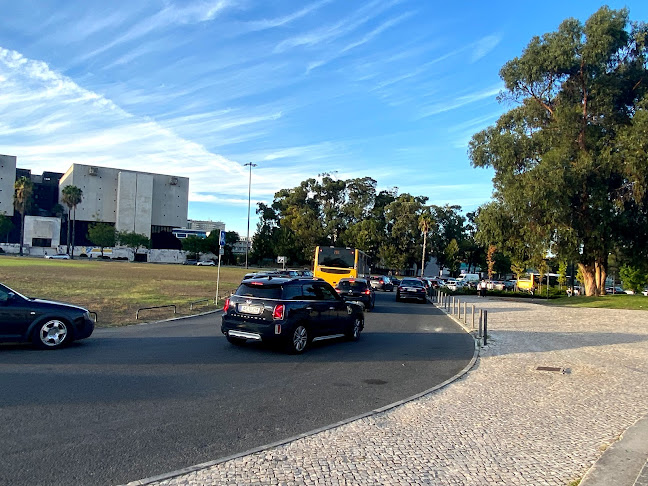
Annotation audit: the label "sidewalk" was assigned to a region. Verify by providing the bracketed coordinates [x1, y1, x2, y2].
[129, 297, 648, 486]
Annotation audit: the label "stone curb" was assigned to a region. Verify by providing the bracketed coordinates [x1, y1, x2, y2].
[122, 298, 480, 486]
[579, 415, 648, 486]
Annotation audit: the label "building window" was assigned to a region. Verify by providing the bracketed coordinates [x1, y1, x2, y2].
[32, 238, 52, 247]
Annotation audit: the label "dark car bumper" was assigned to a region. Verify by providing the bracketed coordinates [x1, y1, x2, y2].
[221, 316, 285, 342]
[399, 290, 427, 301]
[73, 315, 95, 340]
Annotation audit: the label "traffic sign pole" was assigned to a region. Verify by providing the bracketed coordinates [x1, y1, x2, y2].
[215, 231, 225, 306]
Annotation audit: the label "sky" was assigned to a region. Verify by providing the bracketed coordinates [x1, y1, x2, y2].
[1, 1, 647, 237]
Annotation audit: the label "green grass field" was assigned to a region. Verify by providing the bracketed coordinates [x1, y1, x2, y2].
[0, 256, 255, 326]
[548, 294, 648, 310]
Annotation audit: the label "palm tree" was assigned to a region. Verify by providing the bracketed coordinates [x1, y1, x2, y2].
[14, 177, 34, 256]
[418, 211, 434, 277]
[62, 185, 83, 258]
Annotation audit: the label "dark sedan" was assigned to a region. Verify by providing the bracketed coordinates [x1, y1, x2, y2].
[396, 278, 428, 303]
[335, 277, 375, 311]
[0, 283, 95, 349]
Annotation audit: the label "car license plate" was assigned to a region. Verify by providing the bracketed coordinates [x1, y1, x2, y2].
[239, 304, 261, 315]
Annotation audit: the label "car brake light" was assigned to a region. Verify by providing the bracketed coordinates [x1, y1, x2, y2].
[364, 289, 371, 295]
[273, 304, 285, 320]
[335, 288, 342, 293]
[223, 298, 230, 312]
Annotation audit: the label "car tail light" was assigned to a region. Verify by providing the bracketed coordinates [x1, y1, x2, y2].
[273, 304, 285, 320]
[223, 298, 230, 312]
[364, 289, 371, 295]
[335, 288, 342, 293]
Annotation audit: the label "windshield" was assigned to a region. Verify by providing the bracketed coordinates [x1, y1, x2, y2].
[337, 280, 368, 291]
[401, 279, 423, 287]
[235, 283, 283, 299]
[317, 247, 355, 268]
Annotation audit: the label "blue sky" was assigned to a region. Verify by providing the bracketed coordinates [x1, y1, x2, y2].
[1, 1, 646, 236]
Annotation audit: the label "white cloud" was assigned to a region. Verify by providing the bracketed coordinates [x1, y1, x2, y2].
[417, 84, 503, 118]
[470, 34, 502, 63]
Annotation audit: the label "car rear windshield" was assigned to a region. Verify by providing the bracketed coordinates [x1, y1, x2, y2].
[401, 279, 423, 287]
[318, 247, 355, 268]
[235, 283, 283, 299]
[337, 281, 367, 291]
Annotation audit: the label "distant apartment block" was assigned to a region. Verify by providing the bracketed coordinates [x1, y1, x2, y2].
[0, 154, 17, 216]
[59, 164, 189, 238]
[0, 157, 190, 253]
[187, 219, 225, 233]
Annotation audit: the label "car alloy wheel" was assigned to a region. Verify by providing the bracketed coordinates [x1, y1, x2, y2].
[290, 325, 308, 353]
[347, 317, 363, 341]
[36, 319, 69, 348]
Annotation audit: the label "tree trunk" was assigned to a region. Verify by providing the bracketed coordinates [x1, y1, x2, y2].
[19, 212, 25, 256]
[579, 262, 598, 296]
[71, 207, 76, 259]
[594, 261, 607, 296]
[66, 210, 71, 255]
[421, 232, 427, 277]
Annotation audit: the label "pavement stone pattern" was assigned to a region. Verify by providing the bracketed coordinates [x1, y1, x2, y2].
[136, 297, 648, 486]
[635, 461, 648, 486]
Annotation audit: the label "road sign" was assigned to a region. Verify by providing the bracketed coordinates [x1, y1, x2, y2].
[219, 248, 225, 255]
[277, 256, 286, 264]
[219, 230, 226, 247]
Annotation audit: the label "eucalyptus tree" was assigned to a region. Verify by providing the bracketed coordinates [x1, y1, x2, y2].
[470, 7, 648, 295]
[61, 185, 83, 258]
[13, 177, 33, 256]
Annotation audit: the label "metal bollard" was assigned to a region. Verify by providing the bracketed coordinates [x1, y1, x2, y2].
[483, 310, 488, 346]
[458, 299, 462, 319]
[478, 309, 483, 339]
[471, 304, 475, 329]
[463, 301, 467, 324]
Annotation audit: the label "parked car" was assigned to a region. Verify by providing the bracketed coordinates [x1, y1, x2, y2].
[44, 254, 70, 260]
[390, 277, 401, 286]
[183, 259, 198, 265]
[221, 277, 364, 353]
[486, 280, 506, 291]
[0, 282, 94, 349]
[445, 279, 459, 291]
[335, 277, 375, 311]
[396, 278, 428, 303]
[370, 275, 394, 291]
[196, 260, 215, 266]
[606, 286, 624, 294]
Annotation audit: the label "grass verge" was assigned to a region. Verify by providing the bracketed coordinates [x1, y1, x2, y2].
[0, 256, 255, 327]
[547, 294, 648, 310]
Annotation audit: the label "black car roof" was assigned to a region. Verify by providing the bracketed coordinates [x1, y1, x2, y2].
[240, 276, 323, 285]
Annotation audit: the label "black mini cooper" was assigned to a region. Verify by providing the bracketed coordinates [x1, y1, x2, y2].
[221, 277, 364, 353]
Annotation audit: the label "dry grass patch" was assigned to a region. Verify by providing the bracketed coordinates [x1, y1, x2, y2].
[0, 256, 257, 326]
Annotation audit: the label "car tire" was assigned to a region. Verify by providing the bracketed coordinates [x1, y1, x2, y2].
[226, 334, 247, 346]
[286, 324, 309, 354]
[33, 318, 71, 349]
[346, 317, 363, 341]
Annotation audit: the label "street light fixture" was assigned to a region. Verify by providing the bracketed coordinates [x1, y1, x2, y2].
[244, 162, 257, 269]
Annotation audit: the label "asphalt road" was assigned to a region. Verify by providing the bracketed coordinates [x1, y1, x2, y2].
[0, 292, 474, 486]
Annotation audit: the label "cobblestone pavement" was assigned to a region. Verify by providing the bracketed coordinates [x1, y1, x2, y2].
[134, 298, 648, 486]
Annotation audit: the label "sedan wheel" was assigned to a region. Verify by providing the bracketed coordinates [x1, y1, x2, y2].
[346, 317, 363, 341]
[288, 325, 309, 354]
[34, 319, 69, 349]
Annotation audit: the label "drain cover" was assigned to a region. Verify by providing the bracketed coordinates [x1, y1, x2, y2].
[536, 366, 562, 372]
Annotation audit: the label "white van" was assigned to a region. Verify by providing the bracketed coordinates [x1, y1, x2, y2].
[455, 273, 480, 286]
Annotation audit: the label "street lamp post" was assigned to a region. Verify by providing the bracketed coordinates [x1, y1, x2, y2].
[244, 162, 257, 269]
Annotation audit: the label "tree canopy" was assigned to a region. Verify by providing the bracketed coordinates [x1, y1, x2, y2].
[469, 6, 648, 295]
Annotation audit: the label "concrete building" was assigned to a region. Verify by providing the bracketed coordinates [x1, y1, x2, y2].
[58, 164, 189, 239]
[187, 219, 225, 233]
[0, 154, 17, 216]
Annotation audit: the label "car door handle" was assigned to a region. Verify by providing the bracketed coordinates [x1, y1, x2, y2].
[328, 306, 336, 310]
[305, 306, 313, 310]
